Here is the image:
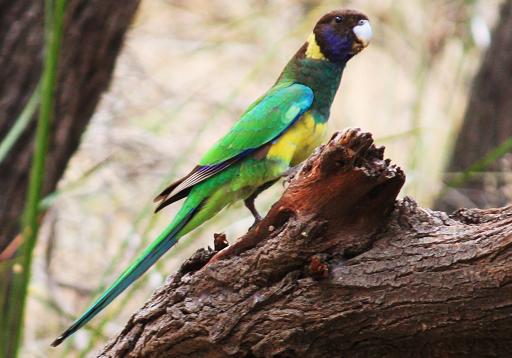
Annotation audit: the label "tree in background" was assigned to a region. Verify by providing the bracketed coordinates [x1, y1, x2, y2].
[0, 0, 139, 356]
[436, 1, 512, 211]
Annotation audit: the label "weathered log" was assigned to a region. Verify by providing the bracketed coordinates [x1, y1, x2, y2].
[99, 129, 512, 357]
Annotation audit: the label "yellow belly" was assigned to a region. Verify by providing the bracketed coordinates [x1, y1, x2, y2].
[267, 111, 326, 166]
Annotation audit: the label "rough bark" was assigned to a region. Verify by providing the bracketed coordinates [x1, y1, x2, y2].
[0, 0, 140, 253]
[436, 1, 512, 211]
[99, 128, 512, 357]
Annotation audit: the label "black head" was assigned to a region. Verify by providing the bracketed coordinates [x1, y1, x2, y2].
[310, 9, 372, 63]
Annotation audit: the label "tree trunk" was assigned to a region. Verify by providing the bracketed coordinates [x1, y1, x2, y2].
[435, 1, 512, 212]
[98, 128, 512, 357]
[0, 0, 140, 253]
[0, 0, 139, 356]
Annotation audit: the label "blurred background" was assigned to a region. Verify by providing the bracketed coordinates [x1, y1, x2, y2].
[0, 0, 509, 356]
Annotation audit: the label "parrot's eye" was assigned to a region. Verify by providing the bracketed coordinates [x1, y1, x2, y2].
[334, 16, 343, 23]
[358, 19, 365, 26]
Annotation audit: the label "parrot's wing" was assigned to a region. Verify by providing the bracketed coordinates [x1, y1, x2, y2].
[199, 83, 314, 165]
[154, 83, 314, 212]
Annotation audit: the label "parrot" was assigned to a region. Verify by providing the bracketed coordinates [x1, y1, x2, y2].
[51, 9, 372, 347]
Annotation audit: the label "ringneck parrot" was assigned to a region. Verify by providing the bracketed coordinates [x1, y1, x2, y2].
[52, 9, 372, 346]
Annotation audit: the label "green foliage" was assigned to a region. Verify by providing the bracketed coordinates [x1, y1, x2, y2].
[0, 0, 67, 356]
[0, 84, 41, 165]
[447, 137, 512, 188]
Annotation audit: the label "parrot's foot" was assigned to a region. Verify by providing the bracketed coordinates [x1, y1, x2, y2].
[244, 197, 262, 228]
[282, 165, 301, 185]
[244, 179, 280, 229]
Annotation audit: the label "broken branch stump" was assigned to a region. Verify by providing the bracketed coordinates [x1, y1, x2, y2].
[99, 129, 512, 357]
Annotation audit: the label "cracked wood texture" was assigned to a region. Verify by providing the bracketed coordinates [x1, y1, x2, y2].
[0, 0, 140, 253]
[99, 130, 512, 357]
[100, 129, 512, 357]
[98, 128, 512, 356]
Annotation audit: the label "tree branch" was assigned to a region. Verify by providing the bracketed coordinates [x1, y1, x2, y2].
[99, 129, 512, 357]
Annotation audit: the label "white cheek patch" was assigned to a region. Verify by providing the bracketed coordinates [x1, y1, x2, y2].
[353, 20, 372, 47]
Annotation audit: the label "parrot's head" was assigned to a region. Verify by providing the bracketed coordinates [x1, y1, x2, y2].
[306, 9, 372, 63]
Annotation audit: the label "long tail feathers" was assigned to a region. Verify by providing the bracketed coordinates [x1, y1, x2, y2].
[51, 204, 200, 347]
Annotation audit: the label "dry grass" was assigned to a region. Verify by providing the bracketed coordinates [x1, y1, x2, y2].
[23, 0, 501, 356]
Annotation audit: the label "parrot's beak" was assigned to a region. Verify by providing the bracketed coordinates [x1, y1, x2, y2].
[352, 19, 372, 52]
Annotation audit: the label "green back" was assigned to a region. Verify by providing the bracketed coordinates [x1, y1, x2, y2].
[199, 83, 314, 166]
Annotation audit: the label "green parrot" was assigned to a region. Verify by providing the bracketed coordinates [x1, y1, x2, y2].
[52, 9, 372, 346]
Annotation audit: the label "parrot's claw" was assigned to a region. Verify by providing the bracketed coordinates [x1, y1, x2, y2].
[249, 218, 262, 231]
[282, 165, 301, 186]
[244, 179, 279, 229]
